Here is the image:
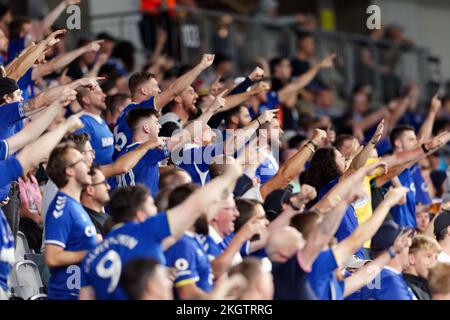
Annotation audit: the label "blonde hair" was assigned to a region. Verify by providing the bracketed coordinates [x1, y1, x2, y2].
[409, 235, 441, 255]
[428, 263, 450, 296]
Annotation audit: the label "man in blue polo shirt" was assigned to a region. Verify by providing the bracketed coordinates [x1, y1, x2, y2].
[44, 143, 98, 300]
[113, 54, 216, 160]
[75, 82, 114, 165]
[79, 162, 244, 300]
[358, 220, 416, 300]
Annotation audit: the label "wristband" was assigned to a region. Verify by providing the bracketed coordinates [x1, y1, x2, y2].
[308, 140, 319, 150]
[388, 247, 396, 258]
[256, 118, 262, 126]
[421, 143, 429, 153]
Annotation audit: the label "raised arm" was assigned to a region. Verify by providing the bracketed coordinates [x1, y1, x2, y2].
[6, 88, 76, 155]
[417, 94, 441, 142]
[260, 129, 326, 199]
[100, 136, 164, 177]
[167, 162, 242, 238]
[155, 54, 215, 110]
[33, 40, 103, 80]
[278, 53, 336, 103]
[332, 187, 409, 267]
[348, 120, 384, 172]
[16, 113, 84, 173]
[6, 29, 65, 81]
[223, 109, 278, 156]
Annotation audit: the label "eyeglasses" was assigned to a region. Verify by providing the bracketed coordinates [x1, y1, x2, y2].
[91, 180, 108, 187]
[67, 158, 86, 168]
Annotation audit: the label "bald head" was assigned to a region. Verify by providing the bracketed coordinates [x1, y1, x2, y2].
[266, 226, 305, 263]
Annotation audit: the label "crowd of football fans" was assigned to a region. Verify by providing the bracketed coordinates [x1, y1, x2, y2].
[0, 0, 450, 300]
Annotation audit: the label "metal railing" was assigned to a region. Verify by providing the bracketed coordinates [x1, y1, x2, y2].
[88, 5, 442, 106]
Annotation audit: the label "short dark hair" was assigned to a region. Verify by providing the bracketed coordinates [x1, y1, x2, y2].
[235, 199, 263, 232]
[76, 86, 91, 107]
[168, 183, 199, 209]
[9, 16, 31, 39]
[128, 71, 156, 95]
[109, 185, 149, 225]
[62, 133, 91, 152]
[46, 142, 77, 188]
[334, 134, 355, 151]
[269, 56, 288, 75]
[126, 107, 160, 135]
[213, 53, 232, 68]
[390, 125, 415, 148]
[106, 93, 131, 115]
[297, 31, 315, 43]
[120, 258, 160, 300]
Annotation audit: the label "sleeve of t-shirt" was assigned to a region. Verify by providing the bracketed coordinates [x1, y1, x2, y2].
[44, 205, 73, 249]
[74, 116, 93, 137]
[0, 140, 9, 160]
[0, 102, 25, 125]
[17, 68, 33, 90]
[377, 276, 414, 300]
[311, 249, 339, 275]
[138, 96, 156, 109]
[233, 174, 254, 197]
[168, 242, 200, 287]
[141, 212, 172, 243]
[0, 157, 23, 187]
[144, 143, 170, 164]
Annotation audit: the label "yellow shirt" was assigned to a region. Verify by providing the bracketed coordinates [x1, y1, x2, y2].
[352, 158, 382, 248]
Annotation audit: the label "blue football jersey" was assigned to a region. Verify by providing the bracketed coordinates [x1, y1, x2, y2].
[113, 97, 156, 160]
[113, 142, 169, 196]
[308, 249, 345, 300]
[255, 153, 279, 185]
[0, 101, 26, 140]
[80, 212, 172, 300]
[175, 144, 222, 186]
[390, 168, 417, 228]
[44, 192, 98, 300]
[164, 233, 213, 294]
[358, 267, 416, 300]
[411, 163, 431, 206]
[75, 114, 114, 165]
[318, 178, 364, 258]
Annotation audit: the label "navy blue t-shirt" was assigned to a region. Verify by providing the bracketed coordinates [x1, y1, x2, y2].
[272, 253, 317, 300]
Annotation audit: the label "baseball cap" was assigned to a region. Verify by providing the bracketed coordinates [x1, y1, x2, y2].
[345, 255, 371, 269]
[263, 186, 293, 221]
[0, 77, 19, 98]
[434, 211, 450, 239]
[371, 220, 403, 252]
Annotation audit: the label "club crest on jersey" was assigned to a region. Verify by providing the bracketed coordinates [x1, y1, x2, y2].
[53, 196, 67, 219]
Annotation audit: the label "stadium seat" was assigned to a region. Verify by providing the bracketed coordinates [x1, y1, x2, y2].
[15, 231, 32, 261]
[9, 260, 46, 300]
[25, 253, 50, 289]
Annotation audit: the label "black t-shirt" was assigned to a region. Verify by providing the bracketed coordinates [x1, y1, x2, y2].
[272, 254, 317, 300]
[83, 206, 109, 234]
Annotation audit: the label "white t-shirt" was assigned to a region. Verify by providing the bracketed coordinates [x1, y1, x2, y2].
[438, 251, 450, 263]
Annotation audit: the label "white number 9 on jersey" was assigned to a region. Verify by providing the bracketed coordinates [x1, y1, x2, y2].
[96, 250, 122, 293]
